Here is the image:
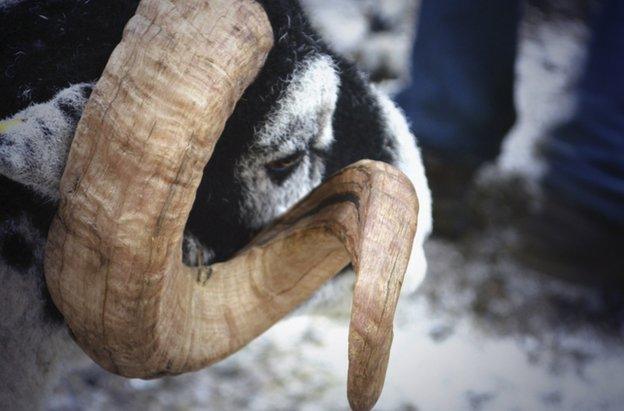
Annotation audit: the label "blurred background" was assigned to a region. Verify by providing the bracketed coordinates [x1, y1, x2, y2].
[49, 1, 623, 409]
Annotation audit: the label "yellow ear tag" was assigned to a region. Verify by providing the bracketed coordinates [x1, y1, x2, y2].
[0, 118, 24, 134]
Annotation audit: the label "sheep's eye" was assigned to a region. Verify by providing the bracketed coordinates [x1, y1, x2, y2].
[265, 151, 305, 183]
[266, 151, 305, 172]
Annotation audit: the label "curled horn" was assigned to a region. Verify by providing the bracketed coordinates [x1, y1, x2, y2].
[44, 1, 418, 409]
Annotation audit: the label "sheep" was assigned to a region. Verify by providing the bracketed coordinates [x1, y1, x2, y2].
[0, 0, 432, 409]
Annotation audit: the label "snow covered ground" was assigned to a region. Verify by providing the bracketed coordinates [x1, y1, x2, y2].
[300, 0, 418, 95]
[46, 1, 624, 410]
[47, 234, 624, 411]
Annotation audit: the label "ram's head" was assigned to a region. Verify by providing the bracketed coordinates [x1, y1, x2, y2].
[1, 0, 424, 410]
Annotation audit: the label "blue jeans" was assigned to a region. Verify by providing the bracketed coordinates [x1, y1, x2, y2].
[543, 0, 624, 226]
[396, 0, 519, 166]
[397, 0, 624, 227]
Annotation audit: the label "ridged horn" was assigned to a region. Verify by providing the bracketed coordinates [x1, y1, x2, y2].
[44, 1, 419, 410]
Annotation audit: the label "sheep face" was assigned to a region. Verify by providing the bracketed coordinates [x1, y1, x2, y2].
[0, 1, 432, 408]
[0, 0, 431, 292]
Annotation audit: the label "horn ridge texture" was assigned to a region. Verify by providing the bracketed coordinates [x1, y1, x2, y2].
[44, 1, 419, 410]
[45, 0, 274, 378]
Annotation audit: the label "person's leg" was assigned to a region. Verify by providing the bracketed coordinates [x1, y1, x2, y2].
[524, 0, 624, 283]
[543, 0, 624, 228]
[395, 0, 521, 236]
[396, 0, 520, 166]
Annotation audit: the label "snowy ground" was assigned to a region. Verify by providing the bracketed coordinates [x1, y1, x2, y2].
[47, 233, 624, 411]
[47, 1, 624, 410]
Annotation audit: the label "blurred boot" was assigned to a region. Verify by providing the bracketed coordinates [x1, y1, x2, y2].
[516, 192, 624, 286]
[395, 0, 520, 237]
[422, 149, 481, 238]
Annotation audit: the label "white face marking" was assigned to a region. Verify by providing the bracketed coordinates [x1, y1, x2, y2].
[237, 55, 340, 228]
